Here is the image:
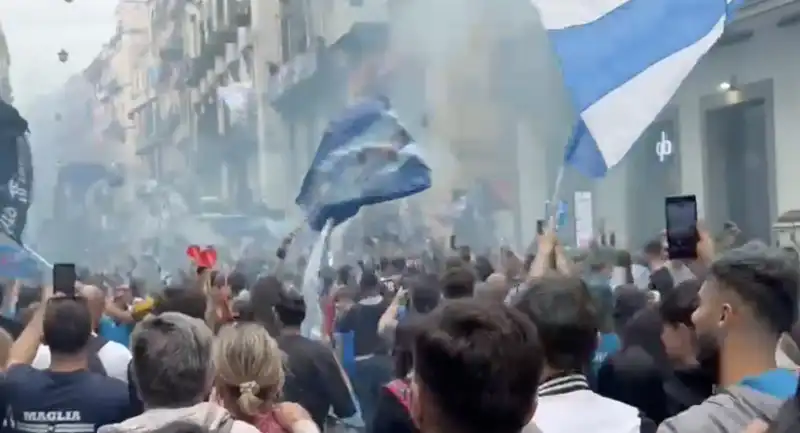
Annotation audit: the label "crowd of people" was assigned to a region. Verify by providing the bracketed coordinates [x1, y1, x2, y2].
[0, 223, 798, 433]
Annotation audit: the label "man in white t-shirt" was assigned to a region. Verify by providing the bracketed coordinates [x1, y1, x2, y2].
[31, 285, 131, 382]
[32, 334, 131, 383]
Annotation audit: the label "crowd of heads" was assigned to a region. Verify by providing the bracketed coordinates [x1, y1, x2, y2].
[2, 227, 800, 433]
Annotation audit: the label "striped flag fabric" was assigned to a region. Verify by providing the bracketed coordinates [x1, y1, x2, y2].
[295, 97, 432, 231]
[531, 0, 740, 177]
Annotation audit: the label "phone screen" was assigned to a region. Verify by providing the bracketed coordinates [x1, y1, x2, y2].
[53, 263, 77, 296]
[665, 195, 698, 259]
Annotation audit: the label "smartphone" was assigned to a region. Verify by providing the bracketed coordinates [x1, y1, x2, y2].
[536, 220, 545, 235]
[665, 195, 699, 260]
[53, 263, 77, 296]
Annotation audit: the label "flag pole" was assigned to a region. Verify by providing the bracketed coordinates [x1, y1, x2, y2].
[547, 164, 566, 227]
[23, 245, 53, 269]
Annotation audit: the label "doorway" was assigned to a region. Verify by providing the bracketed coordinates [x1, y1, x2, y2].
[704, 97, 774, 243]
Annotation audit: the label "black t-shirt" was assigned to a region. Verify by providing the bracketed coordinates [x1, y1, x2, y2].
[278, 334, 356, 430]
[1, 364, 134, 433]
[337, 298, 390, 357]
[0, 317, 22, 340]
[372, 386, 418, 433]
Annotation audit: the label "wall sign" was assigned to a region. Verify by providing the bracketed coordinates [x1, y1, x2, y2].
[656, 131, 673, 162]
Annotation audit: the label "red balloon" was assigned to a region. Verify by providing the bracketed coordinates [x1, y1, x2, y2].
[185, 245, 201, 262]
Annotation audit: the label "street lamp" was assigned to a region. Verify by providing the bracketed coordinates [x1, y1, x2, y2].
[58, 49, 69, 63]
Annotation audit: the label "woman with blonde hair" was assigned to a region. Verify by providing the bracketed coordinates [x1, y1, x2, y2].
[213, 323, 318, 433]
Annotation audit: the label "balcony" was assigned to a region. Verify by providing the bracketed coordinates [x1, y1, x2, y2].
[160, 33, 185, 62]
[208, 0, 238, 43]
[204, 16, 228, 57]
[96, 79, 123, 103]
[186, 53, 214, 87]
[234, 0, 251, 27]
[323, 0, 389, 45]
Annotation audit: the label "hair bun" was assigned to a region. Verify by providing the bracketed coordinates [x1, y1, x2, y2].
[239, 381, 260, 395]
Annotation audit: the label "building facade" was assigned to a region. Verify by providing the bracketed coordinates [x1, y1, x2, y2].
[595, 0, 800, 247]
[143, 0, 258, 210]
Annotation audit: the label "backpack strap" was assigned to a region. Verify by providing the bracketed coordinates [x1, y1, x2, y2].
[384, 378, 411, 412]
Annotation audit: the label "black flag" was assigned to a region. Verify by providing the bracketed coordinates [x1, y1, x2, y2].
[0, 100, 32, 244]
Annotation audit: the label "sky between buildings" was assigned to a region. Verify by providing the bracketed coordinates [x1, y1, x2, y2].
[0, 0, 118, 111]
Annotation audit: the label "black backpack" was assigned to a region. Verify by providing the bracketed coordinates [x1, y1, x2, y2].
[85, 335, 109, 376]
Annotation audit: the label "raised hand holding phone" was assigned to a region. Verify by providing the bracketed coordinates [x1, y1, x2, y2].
[52, 263, 77, 297]
[664, 195, 699, 260]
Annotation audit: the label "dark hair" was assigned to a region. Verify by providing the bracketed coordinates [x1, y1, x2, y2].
[154, 286, 207, 320]
[514, 276, 598, 373]
[249, 276, 283, 335]
[613, 284, 650, 332]
[231, 299, 255, 323]
[455, 247, 469, 264]
[440, 266, 475, 299]
[129, 278, 145, 298]
[409, 275, 441, 314]
[615, 250, 634, 284]
[474, 256, 494, 282]
[226, 271, 247, 295]
[659, 279, 700, 327]
[643, 239, 664, 257]
[444, 256, 464, 270]
[391, 257, 406, 273]
[710, 242, 799, 334]
[43, 297, 92, 355]
[275, 289, 306, 328]
[393, 316, 421, 378]
[648, 267, 675, 295]
[336, 265, 353, 285]
[619, 306, 670, 370]
[414, 299, 542, 433]
[359, 272, 380, 292]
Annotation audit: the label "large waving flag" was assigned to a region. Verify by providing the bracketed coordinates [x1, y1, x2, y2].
[296, 97, 431, 340]
[295, 97, 432, 231]
[532, 0, 738, 177]
[0, 100, 33, 244]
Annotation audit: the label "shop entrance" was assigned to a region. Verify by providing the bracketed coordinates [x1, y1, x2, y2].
[704, 96, 774, 243]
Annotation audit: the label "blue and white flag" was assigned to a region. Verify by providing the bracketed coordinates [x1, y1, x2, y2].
[532, 0, 739, 177]
[300, 220, 332, 339]
[295, 97, 432, 231]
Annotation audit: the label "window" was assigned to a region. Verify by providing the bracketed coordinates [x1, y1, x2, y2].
[280, 8, 291, 62]
[291, 0, 309, 54]
[216, 0, 226, 29]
